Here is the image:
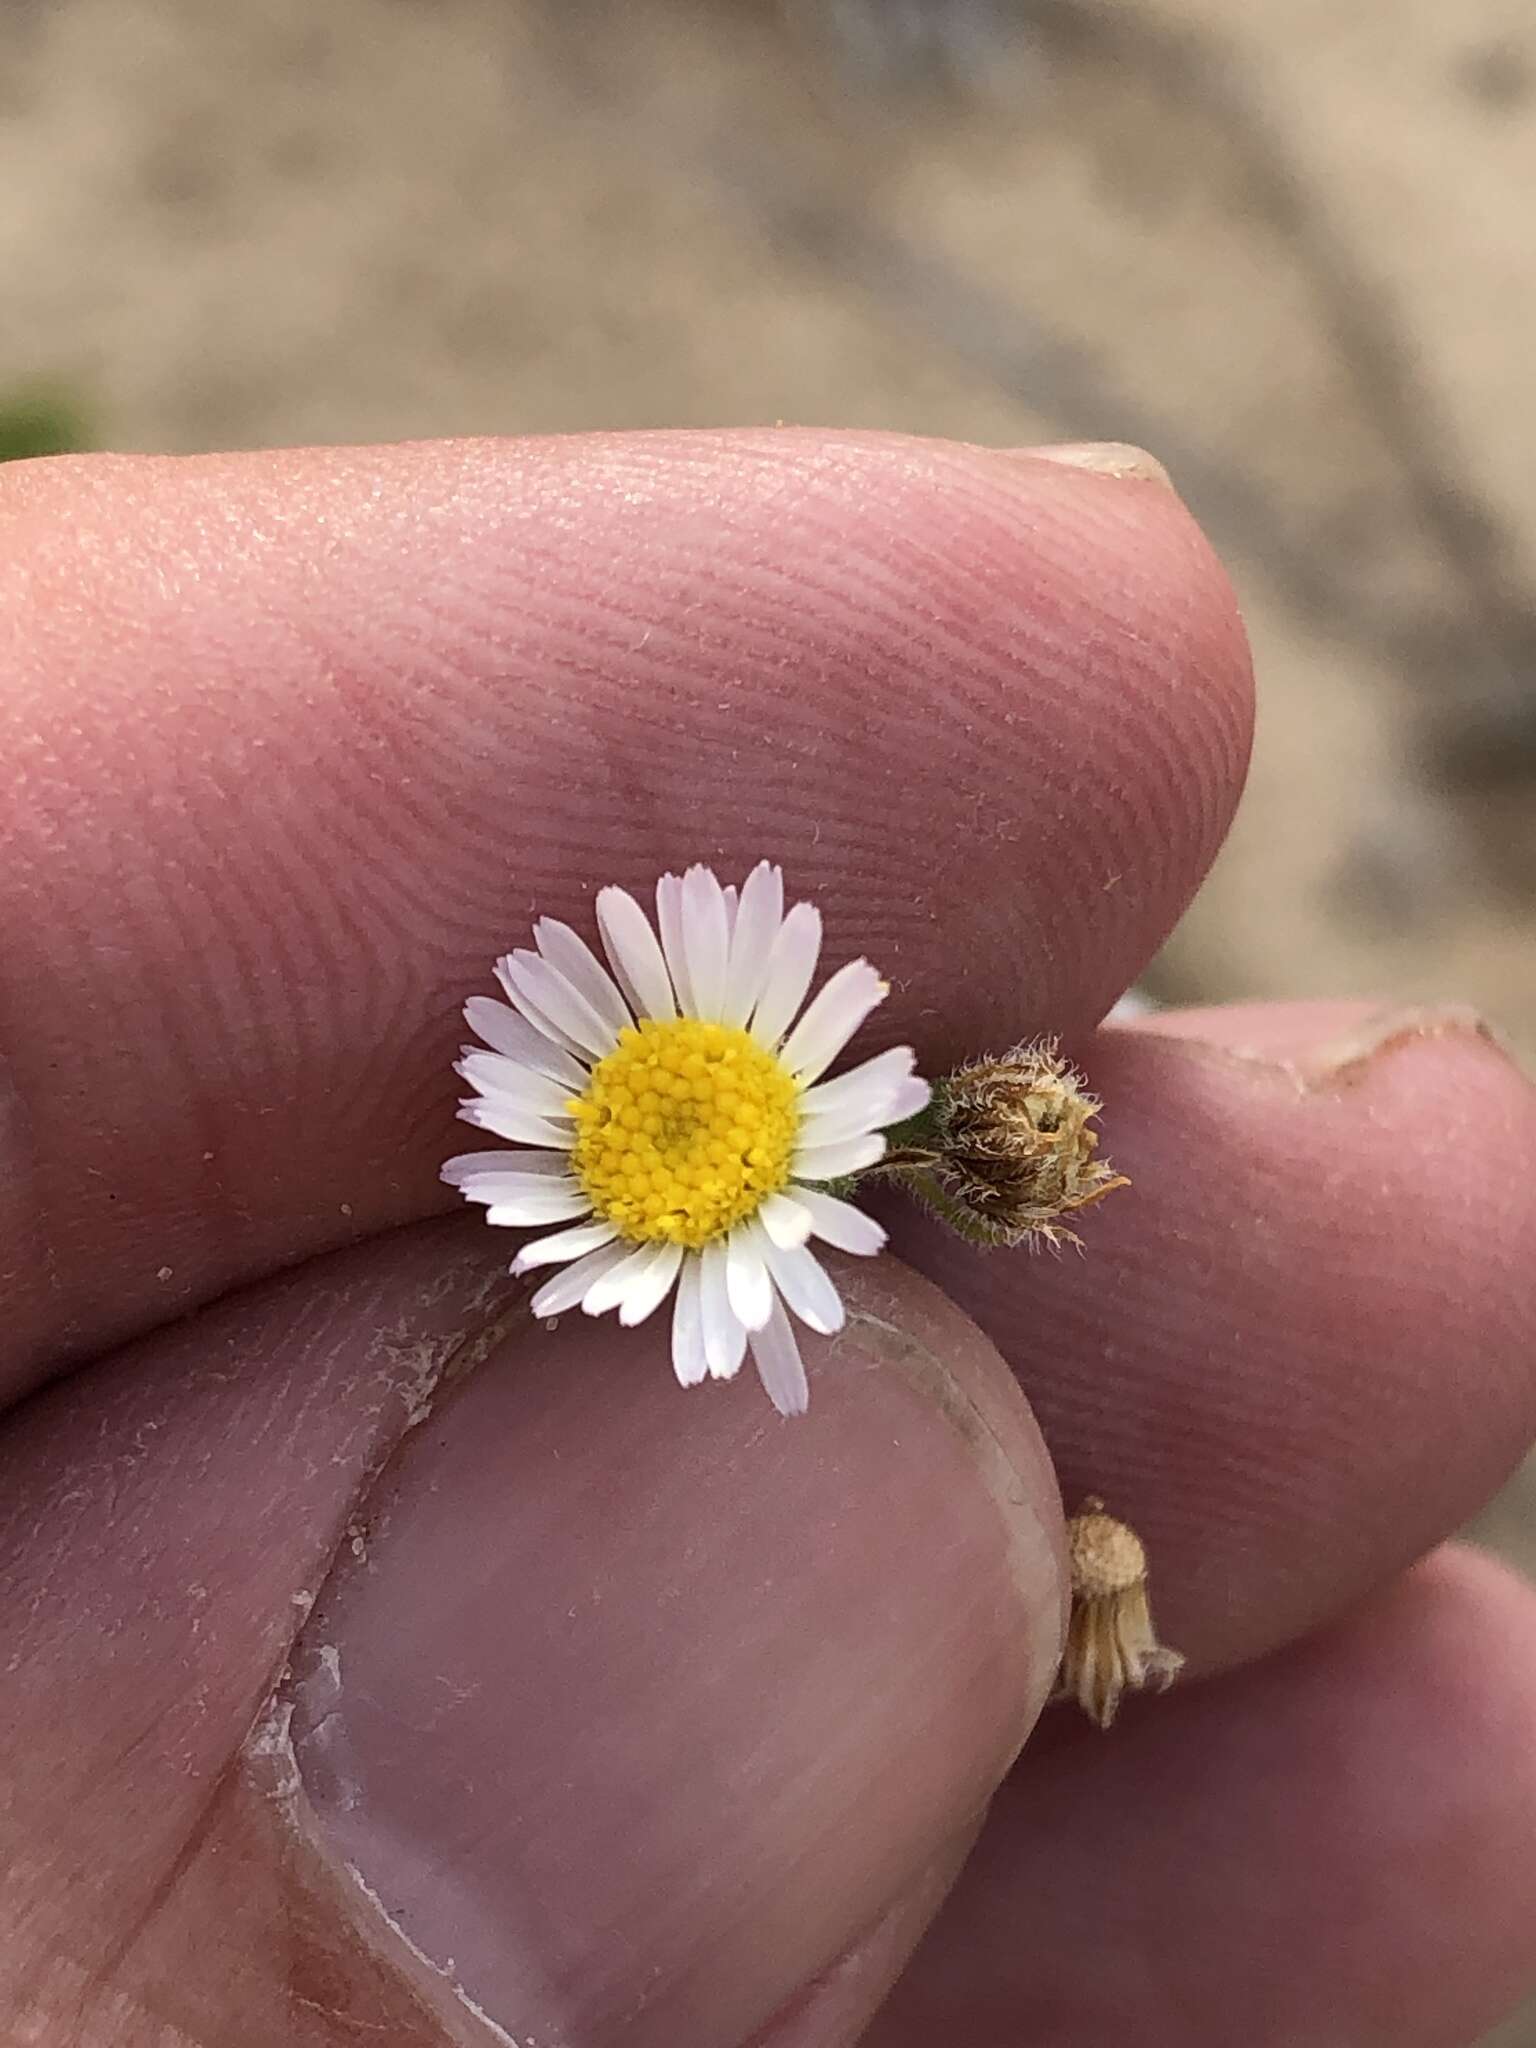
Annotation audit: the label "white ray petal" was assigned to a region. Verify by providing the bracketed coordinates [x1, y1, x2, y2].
[879, 1075, 934, 1124]
[798, 1046, 921, 1122]
[721, 861, 784, 1028]
[577, 1240, 656, 1317]
[778, 960, 888, 1083]
[656, 873, 696, 1013]
[455, 1052, 576, 1122]
[753, 1226, 846, 1336]
[596, 885, 678, 1021]
[725, 1225, 773, 1333]
[582, 1239, 681, 1322]
[453, 1168, 586, 1207]
[757, 1190, 813, 1249]
[502, 950, 621, 1061]
[530, 1241, 631, 1317]
[700, 1238, 748, 1378]
[535, 918, 633, 1038]
[493, 956, 589, 1060]
[790, 1131, 887, 1181]
[485, 1186, 594, 1228]
[511, 1219, 618, 1272]
[786, 1183, 887, 1255]
[749, 1294, 810, 1417]
[616, 1240, 685, 1327]
[796, 1072, 928, 1147]
[749, 902, 823, 1047]
[681, 864, 731, 1021]
[458, 1098, 574, 1149]
[442, 1149, 572, 1190]
[797, 1095, 902, 1147]
[671, 1255, 710, 1387]
[463, 997, 588, 1087]
[722, 883, 739, 935]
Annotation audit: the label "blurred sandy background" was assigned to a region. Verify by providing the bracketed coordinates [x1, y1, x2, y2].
[2, 0, 1533, 2032]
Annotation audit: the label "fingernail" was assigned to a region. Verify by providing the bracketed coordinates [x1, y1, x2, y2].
[281, 1257, 1064, 2047]
[1026, 441, 1176, 489]
[1143, 999, 1527, 1095]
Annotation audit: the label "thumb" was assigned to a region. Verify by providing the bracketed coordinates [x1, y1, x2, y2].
[0, 1221, 1064, 2046]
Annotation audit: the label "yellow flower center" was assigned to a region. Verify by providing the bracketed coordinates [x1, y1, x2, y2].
[568, 1017, 799, 1249]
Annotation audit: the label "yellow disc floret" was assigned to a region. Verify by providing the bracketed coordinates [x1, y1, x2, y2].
[569, 1017, 799, 1249]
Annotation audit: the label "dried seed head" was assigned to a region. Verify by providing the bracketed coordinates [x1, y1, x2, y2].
[933, 1040, 1128, 1247]
[1067, 1497, 1149, 1600]
[1057, 1496, 1184, 1730]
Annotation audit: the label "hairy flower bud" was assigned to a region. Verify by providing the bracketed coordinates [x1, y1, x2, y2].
[928, 1040, 1128, 1247]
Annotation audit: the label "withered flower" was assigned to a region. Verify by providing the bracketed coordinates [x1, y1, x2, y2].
[1057, 1497, 1185, 1729]
[887, 1039, 1128, 1248]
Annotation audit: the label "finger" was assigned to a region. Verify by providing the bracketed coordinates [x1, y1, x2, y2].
[0, 1229, 1061, 2046]
[864, 1545, 1536, 2048]
[0, 431, 1250, 1400]
[884, 1002, 1536, 1672]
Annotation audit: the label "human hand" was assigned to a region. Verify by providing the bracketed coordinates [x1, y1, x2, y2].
[1, 432, 1533, 2046]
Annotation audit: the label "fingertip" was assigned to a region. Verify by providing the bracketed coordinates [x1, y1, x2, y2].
[2, 429, 1252, 1400]
[867, 1543, 1536, 2048]
[886, 1000, 1536, 1676]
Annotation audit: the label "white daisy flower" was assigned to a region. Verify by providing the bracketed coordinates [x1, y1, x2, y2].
[442, 862, 929, 1415]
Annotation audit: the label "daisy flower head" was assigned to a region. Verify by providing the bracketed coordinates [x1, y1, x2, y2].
[442, 863, 929, 1416]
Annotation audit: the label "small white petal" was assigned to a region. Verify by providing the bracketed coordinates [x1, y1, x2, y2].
[530, 1241, 631, 1317]
[578, 1241, 655, 1318]
[795, 1069, 928, 1148]
[442, 1149, 572, 1190]
[493, 956, 590, 1060]
[582, 1239, 682, 1322]
[455, 1052, 576, 1122]
[725, 1226, 774, 1333]
[791, 1131, 886, 1181]
[485, 1187, 593, 1228]
[502, 951, 619, 1061]
[458, 1098, 574, 1149]
[799, 1047, 921, 1123]
[880, 1075, 934, 1124]
[721, 883, 739, 933]
[671, 1255, 710, 1387]
[754, 1227, 845, 1336]
[453, 1168, 586, 1207]
[535, 918, 633, 1038]
[511, 1219, 618, 1272]
[681, 864, 731, 1021]
[596, 886, 677, 1021]
[787, 1183, 887, 1255]
[722, 861, 784, 1027]
[700, 1238, 748, 1378]
[655, 873, 696, 1013]
[617, 1240, 685, 1327]
[757, 1190, 813, 1249]
[749, 1295, 810, 1417]
[464, 996, 588, 1087]
[749, 901, 822, 1047]
[778, 960, 888, 1083]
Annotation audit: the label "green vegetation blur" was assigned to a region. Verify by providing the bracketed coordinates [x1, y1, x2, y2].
[0, 392, 89, 462]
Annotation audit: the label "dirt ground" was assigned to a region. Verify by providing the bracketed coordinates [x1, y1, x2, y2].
[2, 0, 1534, 2034]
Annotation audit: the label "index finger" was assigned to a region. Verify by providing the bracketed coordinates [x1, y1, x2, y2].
[0, 430, 1250, 1398]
